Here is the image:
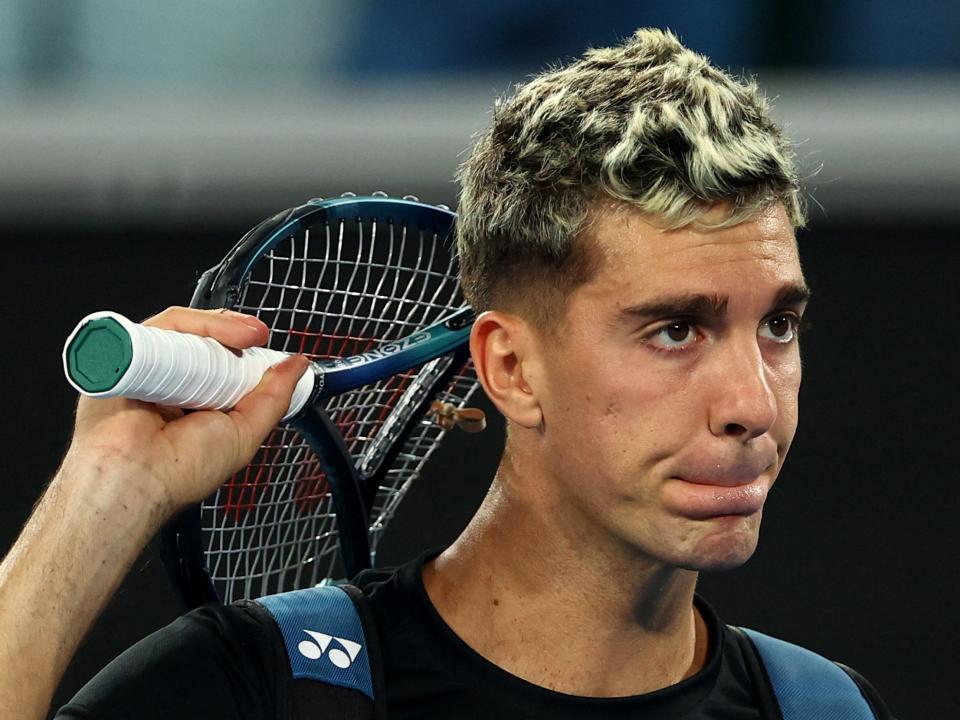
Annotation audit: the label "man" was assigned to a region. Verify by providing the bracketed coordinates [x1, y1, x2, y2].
[0, 28, 893, 718]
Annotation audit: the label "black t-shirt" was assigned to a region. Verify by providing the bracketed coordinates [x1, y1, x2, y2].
[53, 551, 846, 719]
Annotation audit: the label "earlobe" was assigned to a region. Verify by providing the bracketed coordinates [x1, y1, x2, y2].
[469, 311, 543, 429]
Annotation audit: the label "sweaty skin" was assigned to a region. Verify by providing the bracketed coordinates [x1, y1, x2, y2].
[0, 308, 310, 720]
[424, 201, 807, 697]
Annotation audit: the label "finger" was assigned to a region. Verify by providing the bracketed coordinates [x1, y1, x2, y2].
[156, 355, 311, 502]
[230, 354, 312, 452]
[156, 405, 185, 423]
[143, 306, 269, 350]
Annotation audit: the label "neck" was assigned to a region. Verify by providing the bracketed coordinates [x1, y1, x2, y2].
[423, 462, 711, 698]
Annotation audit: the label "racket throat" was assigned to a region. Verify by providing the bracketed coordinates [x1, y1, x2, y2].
[358, 355, 455, 481]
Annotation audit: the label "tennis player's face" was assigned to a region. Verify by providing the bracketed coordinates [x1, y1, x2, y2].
[536, 201, 807, 571]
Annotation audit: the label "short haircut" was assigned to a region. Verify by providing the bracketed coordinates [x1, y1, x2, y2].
[456, 28, 806, 330]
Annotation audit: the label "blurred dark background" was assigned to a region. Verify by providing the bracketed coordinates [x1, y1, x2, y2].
[1, 2, 957, 718]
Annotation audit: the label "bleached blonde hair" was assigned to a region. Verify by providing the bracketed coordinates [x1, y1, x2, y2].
[456, 28, 805, 324]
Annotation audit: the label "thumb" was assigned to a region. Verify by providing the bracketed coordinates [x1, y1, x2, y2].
[231, 354, 312, 449]
[149, 353, 313, 510]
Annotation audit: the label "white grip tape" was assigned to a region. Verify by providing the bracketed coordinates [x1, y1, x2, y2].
[64, 311, 315, 421]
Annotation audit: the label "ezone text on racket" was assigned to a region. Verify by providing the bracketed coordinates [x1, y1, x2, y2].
[317, 331, 433, 370]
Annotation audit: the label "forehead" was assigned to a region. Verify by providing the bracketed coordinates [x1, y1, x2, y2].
[579, 202, 802, 300]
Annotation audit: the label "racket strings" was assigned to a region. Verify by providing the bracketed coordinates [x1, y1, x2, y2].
[367, 362, 479, 557]
[206, 428, 341, 599]
[203, 212, 477, 601]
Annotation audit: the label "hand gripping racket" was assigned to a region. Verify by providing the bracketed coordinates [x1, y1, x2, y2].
[62, 194, 483, 608]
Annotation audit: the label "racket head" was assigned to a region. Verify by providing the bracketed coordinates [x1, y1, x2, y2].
[161, 195, 479, 608]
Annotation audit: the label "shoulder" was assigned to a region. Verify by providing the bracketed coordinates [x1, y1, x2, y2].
[55, 602, 288, 720]
[253, 583, 387, 719]
[730, 626, 896, 720]
[90, 599, 284, 676]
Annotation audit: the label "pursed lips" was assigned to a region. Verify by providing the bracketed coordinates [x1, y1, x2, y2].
[662, 455, 778, 518]
[670, 451, 778, 487]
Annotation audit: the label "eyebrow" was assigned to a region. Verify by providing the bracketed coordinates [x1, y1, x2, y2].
[617, 282, 812, 322]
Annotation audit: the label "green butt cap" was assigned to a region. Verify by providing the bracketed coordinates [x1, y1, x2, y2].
[66, 317, 133, 393]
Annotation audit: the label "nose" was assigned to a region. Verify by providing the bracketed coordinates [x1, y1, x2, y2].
[708, 335, 778, 441]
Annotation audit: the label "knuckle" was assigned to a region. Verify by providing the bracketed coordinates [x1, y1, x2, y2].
[142, 305, 189, 328]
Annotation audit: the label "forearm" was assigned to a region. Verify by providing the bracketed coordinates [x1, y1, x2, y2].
[0, 451, 168, 720]
[0, 308, 304, 720]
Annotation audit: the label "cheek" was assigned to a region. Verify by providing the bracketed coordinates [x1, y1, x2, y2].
[770, 352, 802, 438]
[542, 350, 700, 467]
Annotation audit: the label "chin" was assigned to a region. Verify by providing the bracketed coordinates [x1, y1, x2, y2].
[668, 514, 763, 572]
[686, 547, 757, 572]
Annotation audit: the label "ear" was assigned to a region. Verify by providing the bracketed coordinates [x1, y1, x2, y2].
[469, 311, 543, 429]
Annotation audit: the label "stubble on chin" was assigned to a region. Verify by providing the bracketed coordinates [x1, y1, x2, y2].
[652, 510, 765, 573]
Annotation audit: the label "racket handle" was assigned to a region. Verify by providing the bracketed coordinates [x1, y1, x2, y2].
[63, 311, 316, 421]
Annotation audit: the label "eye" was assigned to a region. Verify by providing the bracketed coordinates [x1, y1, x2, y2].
[759, 313, 800, 344]
[647, 321, 701, 351]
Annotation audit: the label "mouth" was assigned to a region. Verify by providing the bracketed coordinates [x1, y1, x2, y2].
[663, 473, 771, 520]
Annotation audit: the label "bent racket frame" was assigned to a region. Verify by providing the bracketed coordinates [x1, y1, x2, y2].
[160, 195, 477, 609]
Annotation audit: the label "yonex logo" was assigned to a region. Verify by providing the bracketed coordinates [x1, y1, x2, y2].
[297, 630, 363, 669]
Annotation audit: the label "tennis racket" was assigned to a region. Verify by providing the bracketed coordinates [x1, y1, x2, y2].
[62, 194, 482, 608]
